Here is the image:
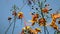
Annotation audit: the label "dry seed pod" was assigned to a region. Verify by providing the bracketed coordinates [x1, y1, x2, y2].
[8, 17, 12, 20]
[45, 4, 49, 7]
[58, 20, 60, 24]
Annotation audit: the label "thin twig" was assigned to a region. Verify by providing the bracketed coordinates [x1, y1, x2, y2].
[19, 1, 27, 11]
[21, 19, 22, 25]
[54, 30, 57, 34]
[12, 16, 16, 34]
[45, 26, 49, 34]
[5, 20, 14, 34]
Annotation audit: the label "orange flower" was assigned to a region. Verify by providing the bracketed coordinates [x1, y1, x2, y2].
[50, 13, 60, 30]
[30, 13, 39, 26]
[32, 30, 39, 34]
[30, 28, 41, 34]
[50, 21, 58, 30]
[42, 6, 52, 14]
[17, 12, 23, 19]
[42, 8, 48, 13]
[32, 16, 37, 22]
[35, 14, 39, 18]
[32, 13, 39, 21]
[21, 26, 32, 34]
[22, 26, 41, 34]
[30, 20, 36, 26]
[35, 28, 41, 32]
[50, 24, 58, 30]
[38, 18, 46, 26]
[51, 13, 60, 19]
[53, 24, 58, 30]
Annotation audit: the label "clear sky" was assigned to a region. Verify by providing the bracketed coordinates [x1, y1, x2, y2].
[0, 0, 60, 34]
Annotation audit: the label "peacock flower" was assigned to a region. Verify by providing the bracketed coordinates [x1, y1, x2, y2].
[17, 12, 23, 19]
[35, 14, 39, 18]
[42, 7, 48, 13]
[51, 13, 60, 19]
[32, 16, 38, 22]
[30, 13, 39, 26]
[21, 27, 26, 34]
[22, 26, 30, 30]
[29, 20, 36, 26]
[32, 13, 39, 21]
[50, 13, 60, 29]
[51, 14, 57, 21]
[31, 12, 39, 18]
[55, 13, 60, 19]
[50, 22, 55, 27]
[22, 26, 31, 33]
[31, 28, 41, 34]
[26, 26, 31, 30]
[50, 21, 58, 30]
[35, 28, 41, 32]
[22, 27, 26, 30]
[42, 6, 52, 14]
[38, 18, 46, 26]
[31, 18, 38, 26]
[53, 24, 58, 30]
[22, 26, 41, 34]
[30, 29, 38, 34]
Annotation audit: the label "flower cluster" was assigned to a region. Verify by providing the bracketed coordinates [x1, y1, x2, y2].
[21, 26, 41, 34]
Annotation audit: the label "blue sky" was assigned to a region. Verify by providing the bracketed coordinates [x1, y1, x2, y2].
[0, 0, 60, 34]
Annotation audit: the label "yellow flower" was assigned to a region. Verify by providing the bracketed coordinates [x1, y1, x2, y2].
[50, 21, 58, 30]
[26, 26, 30, 29]
[17, 12, 23, 19]
[22, 27, 26, 30]
[22, 26, 31, 30]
